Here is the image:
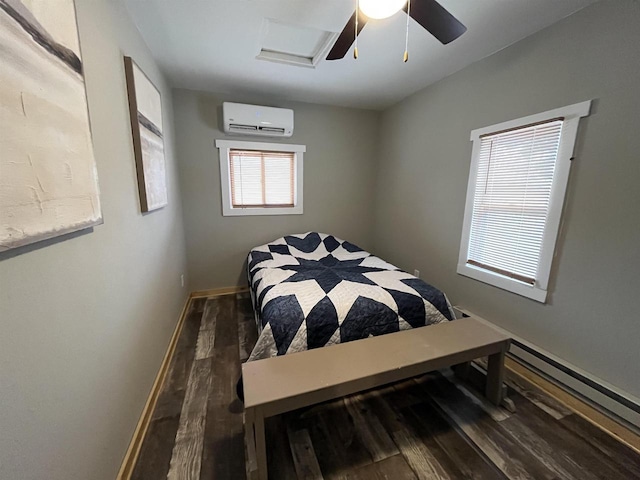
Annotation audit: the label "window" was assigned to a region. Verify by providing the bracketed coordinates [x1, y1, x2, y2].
[458, 101, 591, 302]
[216, 140, 304, 216]
[230, 150, 294, 208]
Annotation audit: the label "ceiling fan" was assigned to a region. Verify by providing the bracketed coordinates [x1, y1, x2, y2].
[326, 0, 467, 61]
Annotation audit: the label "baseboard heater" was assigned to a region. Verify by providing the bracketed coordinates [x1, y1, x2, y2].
[453, 307, 640, 431]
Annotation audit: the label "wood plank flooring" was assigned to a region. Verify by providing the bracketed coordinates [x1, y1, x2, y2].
[131, 293, 640, 479]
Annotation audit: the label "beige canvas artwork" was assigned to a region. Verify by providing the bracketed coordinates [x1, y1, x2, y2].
[124, 56, 168, 212]
[0, 0, 102, 252]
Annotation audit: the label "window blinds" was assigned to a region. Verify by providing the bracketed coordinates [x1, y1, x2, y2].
[467, 119, 564, 285]
[229, 149, 295, 207]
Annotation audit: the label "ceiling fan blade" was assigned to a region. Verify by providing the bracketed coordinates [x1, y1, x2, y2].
[405, 0, 466, 45]
[326, 11, 368, 60]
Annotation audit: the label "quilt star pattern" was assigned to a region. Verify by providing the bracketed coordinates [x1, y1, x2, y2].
[247, 232, 454, 361]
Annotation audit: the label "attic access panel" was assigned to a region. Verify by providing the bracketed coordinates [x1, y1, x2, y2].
[257, 19, 338, 68]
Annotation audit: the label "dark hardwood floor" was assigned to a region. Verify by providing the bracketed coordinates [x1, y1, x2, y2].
[131, 293, 640, 479]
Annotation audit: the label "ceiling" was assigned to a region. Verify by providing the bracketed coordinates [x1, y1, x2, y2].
[123, 0, 596, 110]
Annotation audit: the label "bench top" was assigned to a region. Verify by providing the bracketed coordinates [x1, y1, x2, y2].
[242, 317, 510, 412]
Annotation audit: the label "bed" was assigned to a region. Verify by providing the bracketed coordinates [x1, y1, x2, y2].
[246, 232, 455, 362]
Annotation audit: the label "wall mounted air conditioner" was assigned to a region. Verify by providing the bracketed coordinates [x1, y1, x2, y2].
[222, 102, 294, 137]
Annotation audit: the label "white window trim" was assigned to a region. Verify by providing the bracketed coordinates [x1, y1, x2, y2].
[215, 139, 305, 216]
[457, 100, 591, 303]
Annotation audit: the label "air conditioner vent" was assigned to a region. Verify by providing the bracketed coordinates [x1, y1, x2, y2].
[229, 124, 258, 132]
[259, 126, 285, 135]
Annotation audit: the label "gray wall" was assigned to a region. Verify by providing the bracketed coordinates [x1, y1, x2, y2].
[372, 1, 640, 398]
[0, 1, 189, 479]
[173, 89, 380, 290]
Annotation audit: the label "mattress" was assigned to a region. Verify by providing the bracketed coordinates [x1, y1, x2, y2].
[246, 232, 454, 361]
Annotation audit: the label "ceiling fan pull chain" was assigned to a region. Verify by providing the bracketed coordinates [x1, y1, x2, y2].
[354, 0, 359, 59]
[403, 0, 411, 62]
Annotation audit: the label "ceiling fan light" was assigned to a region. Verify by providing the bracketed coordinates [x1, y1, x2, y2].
[359, 0, 407, 20]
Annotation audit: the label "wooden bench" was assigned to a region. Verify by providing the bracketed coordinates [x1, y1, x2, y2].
[242, 317, 511, 480]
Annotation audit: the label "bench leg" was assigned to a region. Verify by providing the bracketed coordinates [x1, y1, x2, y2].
[486, 350, 506, 406]
[254, 410, 268, 480]
[245, 408, 258, 480]
[245, 407, 268, 480]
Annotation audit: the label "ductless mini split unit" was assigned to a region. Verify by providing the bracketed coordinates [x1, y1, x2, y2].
[222, 102, 294, 137]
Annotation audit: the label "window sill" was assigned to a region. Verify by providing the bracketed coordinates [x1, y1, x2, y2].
[222, 205, 303, 217]
[457, 263, 548, 303]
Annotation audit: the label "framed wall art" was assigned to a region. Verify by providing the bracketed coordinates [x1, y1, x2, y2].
[123, 56, 168, 212]
[0, 0, 102, 252]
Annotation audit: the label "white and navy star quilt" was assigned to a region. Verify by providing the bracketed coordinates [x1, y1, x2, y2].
[247, 232, 454, 361]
